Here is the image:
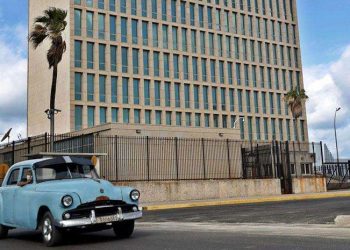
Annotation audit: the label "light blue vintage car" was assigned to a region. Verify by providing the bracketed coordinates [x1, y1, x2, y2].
[0, 156, 142, 246]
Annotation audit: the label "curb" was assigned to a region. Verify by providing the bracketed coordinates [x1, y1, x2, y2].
[143, 192, 350, 211]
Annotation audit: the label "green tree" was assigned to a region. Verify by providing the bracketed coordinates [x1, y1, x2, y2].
[29, 7, 67, 150]
[284, 88, 309, 141]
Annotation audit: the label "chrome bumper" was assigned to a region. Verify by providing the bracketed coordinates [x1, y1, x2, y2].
[58, 208, 143, 228]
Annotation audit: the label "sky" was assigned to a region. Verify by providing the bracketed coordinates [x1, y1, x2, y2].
[0, 0, 350, 157]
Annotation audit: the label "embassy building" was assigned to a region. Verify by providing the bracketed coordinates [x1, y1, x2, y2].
[28, 0, 308, 141]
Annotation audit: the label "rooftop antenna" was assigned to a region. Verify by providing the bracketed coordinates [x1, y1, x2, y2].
[1, 128, 12, 144]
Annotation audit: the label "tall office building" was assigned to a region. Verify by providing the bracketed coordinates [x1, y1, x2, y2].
[28, 0, 308, 141]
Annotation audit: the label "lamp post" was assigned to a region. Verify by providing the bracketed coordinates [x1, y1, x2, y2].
[233, 117, 245, 129]
[334, 107, 341, 169]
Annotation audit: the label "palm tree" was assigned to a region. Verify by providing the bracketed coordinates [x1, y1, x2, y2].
[284, 87, 309, 142]
[29, 7, 67, 151]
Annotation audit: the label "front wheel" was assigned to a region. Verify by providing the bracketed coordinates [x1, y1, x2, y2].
[0, 224, 8, 239]
[40, 212, 62, 247]
[113, 220, 135, 239]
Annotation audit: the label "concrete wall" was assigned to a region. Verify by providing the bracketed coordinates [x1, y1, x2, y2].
[292, 177, 327, 194]
[117, 179, 282, 203]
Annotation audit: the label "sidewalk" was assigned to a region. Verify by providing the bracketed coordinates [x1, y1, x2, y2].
[141, 190, 350, 211]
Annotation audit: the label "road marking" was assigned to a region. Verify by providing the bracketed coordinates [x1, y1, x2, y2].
[143, 192, 350, 211]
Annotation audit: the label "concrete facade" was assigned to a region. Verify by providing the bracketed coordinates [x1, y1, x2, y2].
[292, 177, 327, 194]
[28, 0, 308, 142]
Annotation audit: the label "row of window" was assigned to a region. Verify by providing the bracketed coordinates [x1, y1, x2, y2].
[74, 8, 298, 47]
[74, 74, 295, 116]
[74, 0, 295, 23]
[74, 105, 306, 142]
[74, 42, 301, 88]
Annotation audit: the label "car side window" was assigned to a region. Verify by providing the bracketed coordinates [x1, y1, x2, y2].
[7, 169, 20, 186]
[20, 168, 34, 184]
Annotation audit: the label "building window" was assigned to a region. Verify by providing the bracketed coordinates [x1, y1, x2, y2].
[172, 27, 178, 50]
[132, 49, 139, 74]
[238, 90, 243, 113]
[131, 0, 137, 15]
[145, 110, 151, 124]
[173, 54, 179, 79]
[123, 108, 130, 124]
[134, 109, 141, 124]
[109, 0, 115, 11]
[152, 23, 159, 47]
[120, 0, 126, 13]
[122, 78, 129, 104]
[205, 114, 210, 127]
[122, 47, 128, 73]
[176, 112, 182, 126]
[143, 50, 149, 75]
[86, 0, 93, 7]
[184, 84, 190, 109]
[194, 85, 199, 109]
[156, 110, 162, 125]
[74, 73, 82, 100]
[87, 42, 94, 69]
[88, 106, 95, 128]
[87, 74, 94, 101]
[144, 80, 150, 105]
[221, 88, 226, 111]
[74, 9, 81, 36]
[212, 87, 217, 110]
[142, 21, 148, 46]
[99, 75, 106, 102]
[111, 76, 118, 103]
[153, 51, 160, 76]
[74, 40, 82, 68]
[98, 14, 105, 39]
[86, 11, 93, 37]
[74, 105, 82, 131]
[133, 79, 140, 105]
[154, 81, 161, 106]
[98, 44, 106, 70]
[100, 107, 107, 124]
[166, 111, 172, 125]
[121, 17, 128, 42]
[165, 82, 171, 107]
[142, 0, 148, 17]
[203, 86, 209, 110]
[256, 117, 261, 140]
[229, 89, 235, 112]
[110, 45, 117, 72]
[132, 19, 138, 44]
[152, 0, 157, 18]
[185, 113, 191, 127]
[112, 108, 118, 123]
[183, 56, 189, 80]
[110, 16, 116, 41]
[98, 0, 104, 9]
[164, 53, 170, 78]
[175, 83, 181, 108]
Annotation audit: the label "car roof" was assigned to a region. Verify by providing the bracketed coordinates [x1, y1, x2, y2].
[9, 158, 51, 170]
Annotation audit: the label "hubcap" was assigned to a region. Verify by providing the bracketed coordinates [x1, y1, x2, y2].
[42, 218, 53, 242]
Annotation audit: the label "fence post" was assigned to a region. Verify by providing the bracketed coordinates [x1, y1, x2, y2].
[241, 145, 247, 179]
[175, 137, 179, 180]
[44, 132, 48, 152]
[115, 135, 118, 182]
[226, 139, 231, 179]
[27, 137, 31, 155]
[312, 142, 317, 176]
[12, 141, 15, 165]
[201, 138, 206, 179]
[320, 141, 325, 177]
[285, 141, 293, 194]
[146, 136, 150, 181]
[256, 143, 260, 178]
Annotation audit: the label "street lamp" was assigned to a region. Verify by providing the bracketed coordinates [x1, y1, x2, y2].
[334, 107, 341, 168]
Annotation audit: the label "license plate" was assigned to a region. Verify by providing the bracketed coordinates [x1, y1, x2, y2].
[96, 214, 118, 224]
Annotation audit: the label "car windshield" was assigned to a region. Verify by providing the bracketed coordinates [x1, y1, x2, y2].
[35, 164, 99, 183]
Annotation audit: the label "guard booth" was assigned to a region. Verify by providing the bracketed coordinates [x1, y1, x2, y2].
[0, 163, 10, 185]
[24, 152, 107, 176]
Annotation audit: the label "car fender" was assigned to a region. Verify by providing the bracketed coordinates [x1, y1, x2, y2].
[29, 191, 81, 229]
[120, 186, 139, 205]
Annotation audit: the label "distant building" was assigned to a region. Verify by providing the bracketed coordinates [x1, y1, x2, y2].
[28, 0, 308, 141]
[323, 144, 335, 162]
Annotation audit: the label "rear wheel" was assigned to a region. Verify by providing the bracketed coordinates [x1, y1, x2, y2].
[40, 212, 62, 247]
[0, 224, 8, 239]
[113, 220, 135, 239]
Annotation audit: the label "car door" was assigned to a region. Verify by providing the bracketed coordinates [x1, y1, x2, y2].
[1, 167, 20, 225]
[13, 167, 34, 227]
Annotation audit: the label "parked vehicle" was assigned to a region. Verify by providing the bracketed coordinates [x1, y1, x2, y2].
[0, 156, 142, 246]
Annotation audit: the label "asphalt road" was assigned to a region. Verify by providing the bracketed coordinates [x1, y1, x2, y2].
[2, 197, 350, 249]
[143, 197, 350, 224]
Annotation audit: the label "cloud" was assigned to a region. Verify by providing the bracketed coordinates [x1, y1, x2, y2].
[305, 45, 350, 158]
[0, 23, 27, 142]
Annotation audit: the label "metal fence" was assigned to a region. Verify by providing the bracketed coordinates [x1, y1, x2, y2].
[0, 133, 325, 184]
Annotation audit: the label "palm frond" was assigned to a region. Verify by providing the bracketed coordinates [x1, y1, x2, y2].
[47, 37, 66, 68]
[29, 24, 48, 49]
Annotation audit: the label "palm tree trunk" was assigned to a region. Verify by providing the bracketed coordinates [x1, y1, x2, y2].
[50, 64, 58, 151]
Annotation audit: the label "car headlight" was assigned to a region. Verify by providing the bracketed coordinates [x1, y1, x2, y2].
[130, 190, 140, 201]
[62, 195, 73, 208]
